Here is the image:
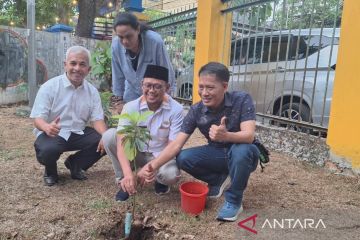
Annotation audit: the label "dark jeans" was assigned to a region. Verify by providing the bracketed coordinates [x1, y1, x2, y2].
[176, 143, 259, 205]
[34, 127, 103, 177]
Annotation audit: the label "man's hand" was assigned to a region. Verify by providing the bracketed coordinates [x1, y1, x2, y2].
[44, 117, 61, 137]
[209, 116, 227, 142]
[119, 174, 137, 195]
[96, 139, 105, 155]
[137, 163, 156, 185]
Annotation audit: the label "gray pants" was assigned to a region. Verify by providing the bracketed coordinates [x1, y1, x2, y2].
[102, 128, 180, 185]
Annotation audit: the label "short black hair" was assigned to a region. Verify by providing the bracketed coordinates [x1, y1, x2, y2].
[198, 62, 230, 83]
[113, 12, 150, 33]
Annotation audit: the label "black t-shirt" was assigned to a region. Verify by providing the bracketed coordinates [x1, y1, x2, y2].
[128, 35, 142, 71]
[181, 91, 256, 147]
[130, 54, 139, 71]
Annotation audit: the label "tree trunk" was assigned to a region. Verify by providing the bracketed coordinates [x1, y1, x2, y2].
[75, 0, 97, 37]
[75, 0, 110, 37]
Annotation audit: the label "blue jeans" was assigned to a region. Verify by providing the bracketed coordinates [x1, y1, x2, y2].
[176, 143, 259, 205]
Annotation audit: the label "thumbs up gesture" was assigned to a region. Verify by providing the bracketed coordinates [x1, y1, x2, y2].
[209, 116, 227, 142]
[45, 116, 61, 137]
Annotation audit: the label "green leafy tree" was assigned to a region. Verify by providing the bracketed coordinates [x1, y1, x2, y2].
[90, 41, 112, 128]
[0, 0, 76, 27]
[143, 8, 169, 21]
[274, 0, 342, 29]
[90, 41, 112, 91]
[236, 2, 273, 26]
[160, 23, 195, 68]
[230, 0, 273, 27]
[0, 0, 121, 37]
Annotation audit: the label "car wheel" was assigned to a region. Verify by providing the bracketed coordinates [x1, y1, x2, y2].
[275, 102, 311, 132]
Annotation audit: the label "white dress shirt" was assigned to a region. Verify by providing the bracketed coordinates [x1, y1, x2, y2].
[30, 74, 104, 140]
[117, 94, 184, 157]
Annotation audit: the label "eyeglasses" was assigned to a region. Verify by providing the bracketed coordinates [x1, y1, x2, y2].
[142, 82, 164, 91]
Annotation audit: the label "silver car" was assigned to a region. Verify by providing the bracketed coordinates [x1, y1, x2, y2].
[176, 28, 339, 129]
[229, 28, 339, 129]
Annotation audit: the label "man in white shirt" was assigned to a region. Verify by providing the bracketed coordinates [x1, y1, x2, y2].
[30, 46, 107, 186]
[102, 65, 183, 201]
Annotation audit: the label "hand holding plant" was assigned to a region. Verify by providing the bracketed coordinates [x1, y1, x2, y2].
[119, 174, 137, 195]
[137, 162, 156, 186]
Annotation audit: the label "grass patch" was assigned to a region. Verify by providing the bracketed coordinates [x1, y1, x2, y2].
[87, 229, 98, 239]
[0, 149, 27, 161]
[88, 199, 111, 210]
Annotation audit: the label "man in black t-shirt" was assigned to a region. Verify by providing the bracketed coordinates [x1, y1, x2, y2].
[137, 62, 259, 222]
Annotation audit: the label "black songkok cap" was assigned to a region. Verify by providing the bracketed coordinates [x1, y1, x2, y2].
[143, 65, 169, 82]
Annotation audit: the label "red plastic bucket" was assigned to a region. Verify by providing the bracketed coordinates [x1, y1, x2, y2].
[179, 181, 209, 215]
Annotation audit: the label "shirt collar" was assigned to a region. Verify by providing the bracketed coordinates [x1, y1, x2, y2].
[63, 74, 72, 88]
[201, 92, 232, 114]
[139, 94, 170, 111]
[63, 73, 85, 89]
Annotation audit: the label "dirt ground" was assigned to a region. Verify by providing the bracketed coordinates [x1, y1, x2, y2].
[1, 104, 360, 240]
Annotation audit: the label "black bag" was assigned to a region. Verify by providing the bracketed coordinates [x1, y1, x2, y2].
[253, 139, 270, 172]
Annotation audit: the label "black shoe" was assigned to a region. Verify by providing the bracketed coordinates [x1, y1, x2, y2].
[64, 158, 87, 180]
[115, 189, 129, 202]
[154, 181, 170, 195]
[71, 169, 87, 180]
[44, 175, 58, 186]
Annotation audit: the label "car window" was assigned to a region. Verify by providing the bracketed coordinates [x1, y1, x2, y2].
[300, 35, 339, 56]
[230, 33, 338, 65]
[268, 35, 295, 62]
[230, 38, 248, 66]
[230, 35, 295, 65]
[230, 37, 264, 65]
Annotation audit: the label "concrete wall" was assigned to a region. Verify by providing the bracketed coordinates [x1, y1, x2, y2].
[257, 124, 330, 167]
[0, 26, 100, 105]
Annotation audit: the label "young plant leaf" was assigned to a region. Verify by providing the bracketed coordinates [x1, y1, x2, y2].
[123, 138, 137, 161]
[118, 113, 133, 121]
[116, 111, 153, 162]
[138, 111, 153, 122]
